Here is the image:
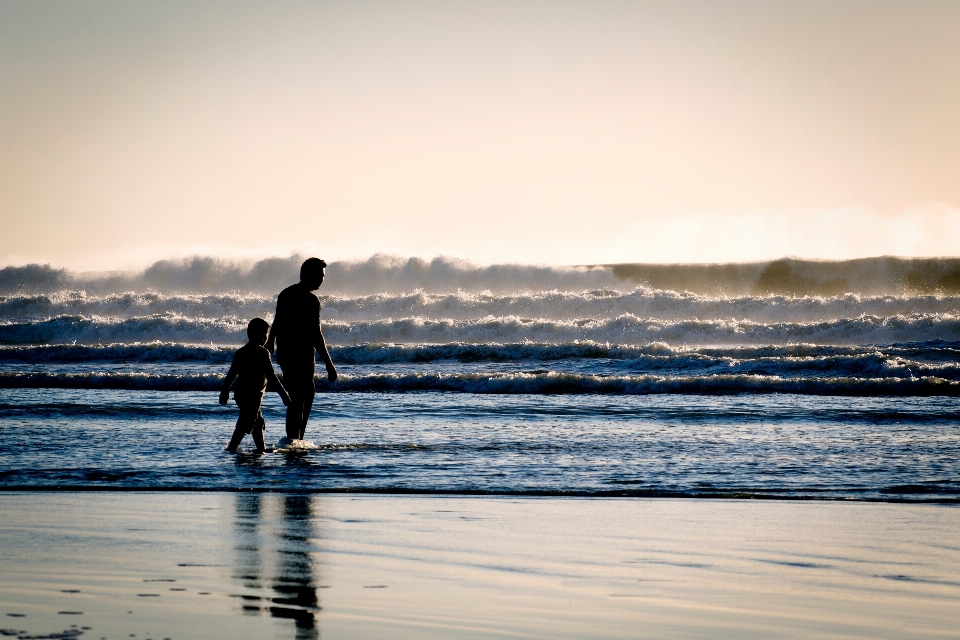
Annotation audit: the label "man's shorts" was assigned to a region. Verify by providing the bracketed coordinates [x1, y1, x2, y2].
[277, 351, 316, 397]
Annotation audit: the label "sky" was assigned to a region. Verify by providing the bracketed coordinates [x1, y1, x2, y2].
[2, 0, 960, 270]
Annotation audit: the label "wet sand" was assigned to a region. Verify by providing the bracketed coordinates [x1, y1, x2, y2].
[0, 493, 958, 639]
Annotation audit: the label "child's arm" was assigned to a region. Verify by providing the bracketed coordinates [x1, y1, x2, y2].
[259, 348, 290, 405]
[220, 362, 238, 405]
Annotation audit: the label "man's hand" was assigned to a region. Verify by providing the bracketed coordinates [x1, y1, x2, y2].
[327, 364, 338, 383]
[219, 390, 230, 405]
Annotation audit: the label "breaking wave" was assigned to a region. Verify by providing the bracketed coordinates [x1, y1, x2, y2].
[2, 370, 957, 396]
[0, 315, 247, 345]
[0, 255, 622, 296]
[0, 339, 950, 361]
[4, 254, 960, 296]
[2, 340, 958, 377]
[4, 289, 959, 333]
[4, 313, 959, 347]
[3, 254, 958, 398]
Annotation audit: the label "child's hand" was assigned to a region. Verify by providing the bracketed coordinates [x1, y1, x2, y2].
[219, 390, 229, 405]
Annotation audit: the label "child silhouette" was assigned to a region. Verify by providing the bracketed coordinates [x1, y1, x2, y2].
[220, 318, 291, 452]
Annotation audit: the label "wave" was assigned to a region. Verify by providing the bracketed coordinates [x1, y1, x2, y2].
[319, 289, 960, 323]
[2, 341, 957, 381]
[4, 289, 960, 330]
[2, 370, 957, 396]
[5, 254, 960, 296]
[321, 314, 960, 346]
[0, 255, 622, 296]
[333, 340, 960, 366]
[0, 342, 235, 363]
[3, 313, 960, 346]
[0, 315, 247, 344]
[606, 256, 960, 296]
[0, 292, 277, 322]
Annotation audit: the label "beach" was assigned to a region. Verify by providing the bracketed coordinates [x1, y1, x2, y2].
[5, 0, 960, 636]
[2, 260, 960, 637]
[1, 492, 958, 639]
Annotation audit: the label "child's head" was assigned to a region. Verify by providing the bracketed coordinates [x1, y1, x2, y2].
[247, 318, 270, 346]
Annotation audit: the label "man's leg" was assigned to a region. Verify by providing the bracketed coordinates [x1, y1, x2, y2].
[280, 358, 316, 441]
[297, 390, 314, 440]
[284, 386, 314, 441]
[283, 385, 303, 441]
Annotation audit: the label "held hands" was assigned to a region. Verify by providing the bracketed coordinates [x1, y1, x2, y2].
[219, 390, 230, 405]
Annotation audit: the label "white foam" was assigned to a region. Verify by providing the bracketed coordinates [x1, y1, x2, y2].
[3, 369, 957, 396]
[3, 311, 960, 346]
[5, 288, 960, 329]
[275, 438, 319, 451]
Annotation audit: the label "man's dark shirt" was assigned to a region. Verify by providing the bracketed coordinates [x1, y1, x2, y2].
[269, 282, 323, 363]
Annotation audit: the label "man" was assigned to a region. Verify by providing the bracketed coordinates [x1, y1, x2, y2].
[266, 257, 338, 444]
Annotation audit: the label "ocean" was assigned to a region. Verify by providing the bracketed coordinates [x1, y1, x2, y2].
[1, 255, 959, 500]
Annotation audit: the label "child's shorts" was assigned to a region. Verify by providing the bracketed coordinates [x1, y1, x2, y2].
[234, 395, 266, 434]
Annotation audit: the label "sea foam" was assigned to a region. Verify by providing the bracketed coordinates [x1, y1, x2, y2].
[4, 289, 959, 326]
[2, 312, 960, 346]
[2, 370, 957, 396]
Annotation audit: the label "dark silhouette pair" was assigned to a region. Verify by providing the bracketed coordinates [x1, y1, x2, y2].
[220, 258, 337, 451]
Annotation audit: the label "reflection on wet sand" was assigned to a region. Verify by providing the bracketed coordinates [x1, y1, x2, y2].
[233, 494, 320, 640]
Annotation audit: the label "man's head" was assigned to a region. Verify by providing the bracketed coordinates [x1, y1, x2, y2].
[247, 317, 270, 346]
[299, 257, 327, 291]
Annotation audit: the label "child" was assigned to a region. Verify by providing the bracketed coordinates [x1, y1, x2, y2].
[220, 318, 291, 452]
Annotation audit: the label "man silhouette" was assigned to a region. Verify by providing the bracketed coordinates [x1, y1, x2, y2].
[266, 257, 338, 444]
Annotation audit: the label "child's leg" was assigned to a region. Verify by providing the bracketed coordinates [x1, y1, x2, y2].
[227, 402, 259, 452]
[251, 410, 266, 451]
[226, 422, 246, 452]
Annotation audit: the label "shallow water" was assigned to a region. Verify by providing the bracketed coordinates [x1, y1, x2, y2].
[1, 389, 958, 500]
[2, 264, 960, 499]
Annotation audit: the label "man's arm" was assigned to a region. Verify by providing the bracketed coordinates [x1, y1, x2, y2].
[266, 318, 279, 354]
[266, 292, 283, 354]
[316, 327, 337, 383]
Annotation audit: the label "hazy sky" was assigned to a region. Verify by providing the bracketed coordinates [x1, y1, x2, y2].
[3, 0, 960, 269]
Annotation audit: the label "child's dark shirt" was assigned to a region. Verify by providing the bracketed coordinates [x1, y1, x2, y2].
[225, 343, 282, 403]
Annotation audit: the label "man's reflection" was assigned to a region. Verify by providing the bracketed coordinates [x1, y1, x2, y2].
[233, 493, 320, 639]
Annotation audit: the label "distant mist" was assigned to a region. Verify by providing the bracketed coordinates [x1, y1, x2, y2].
[604, 257, 960, 297]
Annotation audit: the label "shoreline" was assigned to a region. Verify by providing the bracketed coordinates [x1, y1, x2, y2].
[2, 493, 958, 639]
[2, 486, 959, 504]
